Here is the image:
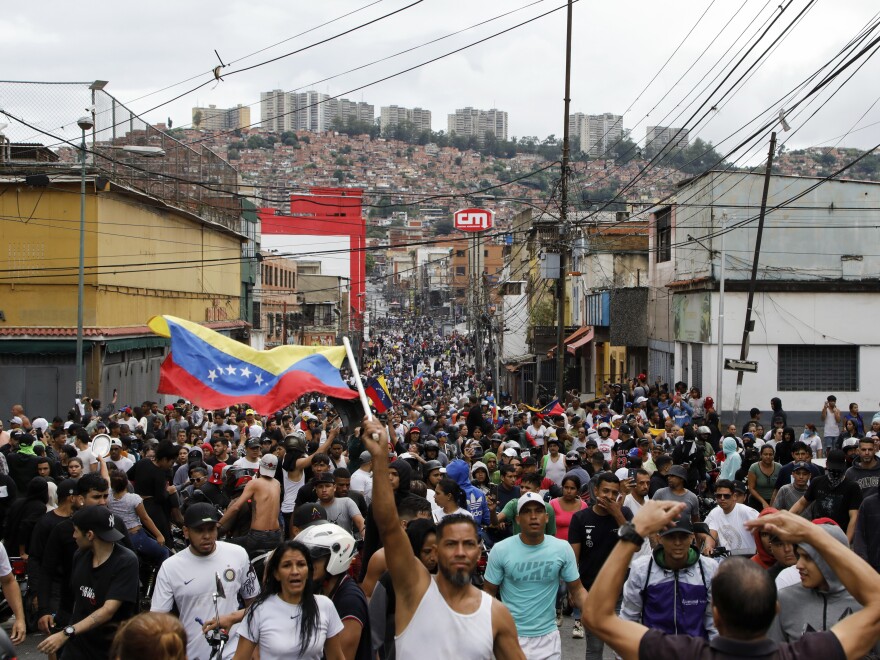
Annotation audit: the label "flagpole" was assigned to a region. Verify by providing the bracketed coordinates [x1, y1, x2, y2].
[343, 336, 374, 422]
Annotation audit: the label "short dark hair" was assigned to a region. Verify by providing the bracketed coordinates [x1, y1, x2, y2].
[311, 452, 330, 465]
[436, 512, 478, 540]
[520, 473, 542, 489]
[333, 468, 351, 479]
[655, 455, 673, 470]
[77, 473, 109, 496]
[499, 464, 517, 476]
[860, 437, 876, 446]
[791, 441, 809, 454]
[398, 495, 432, 520]
[155, 440, 179, 462]
[715, 479, 735, 493]
[711, 558, 777, 638]
[635, 468, 650, 478]
[594, 471, 620, 490]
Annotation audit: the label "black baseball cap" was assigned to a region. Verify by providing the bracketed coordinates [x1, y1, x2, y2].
[314, 472, 335, 484]
[184, 503, 221, 528]
[245, 438, 261, 448]
[660, 517, 694, 537]
[57, 478, 78, 500]
[72, 505, 124, 542]
[292, 503, 328, 529]
[826, 449, 847, 471]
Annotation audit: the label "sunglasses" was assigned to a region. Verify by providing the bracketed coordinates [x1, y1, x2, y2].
[714, 493, 733, 500]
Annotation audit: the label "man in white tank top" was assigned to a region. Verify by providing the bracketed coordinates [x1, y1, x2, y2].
[362, 418, 525, 660]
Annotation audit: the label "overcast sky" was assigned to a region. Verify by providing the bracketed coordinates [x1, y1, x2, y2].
[2, 0, 879, 162]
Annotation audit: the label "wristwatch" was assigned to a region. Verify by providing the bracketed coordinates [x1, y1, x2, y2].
[63, 625, 76, 638]
[617, 522, 644, 546]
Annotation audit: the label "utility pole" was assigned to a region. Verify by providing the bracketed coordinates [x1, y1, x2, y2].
[555, 0, 574, 402]
[716, 212, 726, 421]
[731, 132, 777, 422]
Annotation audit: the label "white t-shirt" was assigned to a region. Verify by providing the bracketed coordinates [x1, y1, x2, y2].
[241, 593, 342, 660]
[151, 541, 260, 660]
[623, 494, 652, 560]
[433, 507, 473, 523]
[233, 457, 261, 471]
[0, 544, 11, 577]
[349, 469, 373, 505]
[705, 504, 759, 555]
[597, 437, 614, 463]
[800, 433, 823, 457]
[109, 454, 134, 473]
[76, 447, 99, 471]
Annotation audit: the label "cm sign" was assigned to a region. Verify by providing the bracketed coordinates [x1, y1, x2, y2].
[454, 208, 494, 232]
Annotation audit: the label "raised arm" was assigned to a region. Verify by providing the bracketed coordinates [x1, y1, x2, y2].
[361, 419, 430, 622]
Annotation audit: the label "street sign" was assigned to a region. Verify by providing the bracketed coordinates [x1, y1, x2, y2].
[724, 358, 758, 373]
[454, 208, 494, 232]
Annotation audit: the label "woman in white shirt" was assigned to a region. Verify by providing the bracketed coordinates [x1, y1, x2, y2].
[235, 540, 344, 660]
[431, 477, 474, 523]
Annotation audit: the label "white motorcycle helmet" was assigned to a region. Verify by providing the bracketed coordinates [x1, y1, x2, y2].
[294, 523, 357, 576]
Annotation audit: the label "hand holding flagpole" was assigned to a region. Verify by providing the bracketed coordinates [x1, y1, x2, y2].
[342, 337, 374, 424]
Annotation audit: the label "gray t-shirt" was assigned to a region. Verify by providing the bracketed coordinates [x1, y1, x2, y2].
[774, 484, 811, 517]
[323, 497, 362, 537]
[845, 463, 880, 498]
[651, 487, 701, 521]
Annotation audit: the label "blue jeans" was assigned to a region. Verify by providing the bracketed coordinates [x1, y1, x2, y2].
[130, 528, 170, 564]
[823, 436, 837, 453]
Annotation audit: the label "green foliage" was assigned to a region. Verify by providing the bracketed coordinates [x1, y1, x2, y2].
[226, 148, 240, 160]
[530, 292, 556, 327]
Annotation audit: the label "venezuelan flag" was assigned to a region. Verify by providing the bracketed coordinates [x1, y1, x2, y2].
[148, 315, 357, 414]
[364, 376, 393, 413]
[523, 399, 566, 418]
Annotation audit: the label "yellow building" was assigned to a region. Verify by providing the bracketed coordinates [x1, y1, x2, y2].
[0, 173, 247, 411]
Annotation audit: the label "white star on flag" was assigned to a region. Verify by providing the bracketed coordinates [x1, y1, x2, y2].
[254, 373, 264, 386]
[226, 364, 237, 376]
[208, 369, 218, 382]
[240, 366, 252, 379]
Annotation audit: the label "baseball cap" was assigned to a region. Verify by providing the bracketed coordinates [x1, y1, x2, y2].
[668, 465, 689, 480]
[359, 451, 373, 464]
[8, 417, 21, 425]
[565, 451, 579, 462]
[209, 463, 226, 485]
[503, 448, 518, 457]
[619, 424, 633, 435]
[585, 439, 598, 448]
[733, 480, 748, 494]
[516, 492, 545, 514]
[245, 438, 261, 448]
[72, 505, 124, 542]
[184, 503, 221, 528]
[791, 461, 812, 473]
[842, 437, 859, 449]
[57, 478, 78, 500]
[522, 456, 537, 467]
[660, 517, 694, 537]
[246, 409, 256, 416]
[292, 503, 328, 529]
[259, 453, 278, 477]
[110, 438, 123, 447]
[314, 472, 335, 484]
[826, 449, 847, 470]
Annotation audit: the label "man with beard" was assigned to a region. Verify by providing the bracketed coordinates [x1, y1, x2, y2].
[361, 418, 524, 660]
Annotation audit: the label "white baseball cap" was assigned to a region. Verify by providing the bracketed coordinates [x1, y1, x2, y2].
[259, 453, 278, 477]
[516, 492, 545, 514]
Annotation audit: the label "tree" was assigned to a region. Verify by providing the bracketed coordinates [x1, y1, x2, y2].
[434, 219, 454, 235]
[226, 148, 240, 160]
[192, 109, 203, 129]
[454, 156, 463, 166]
[333, 169, 345, 181]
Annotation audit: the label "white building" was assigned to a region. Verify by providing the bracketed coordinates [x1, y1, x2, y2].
[379, 105, 432, 135]
[447, 107, 508, 142]
[647, 171, 880, 424]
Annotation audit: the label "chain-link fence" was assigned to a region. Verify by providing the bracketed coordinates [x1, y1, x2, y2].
[0, 80, 241, 232]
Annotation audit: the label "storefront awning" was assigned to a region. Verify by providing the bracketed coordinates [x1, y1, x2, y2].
[547, 326, 594, 356]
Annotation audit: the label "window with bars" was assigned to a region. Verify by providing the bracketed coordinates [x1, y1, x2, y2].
[777, 345, 859, 391]
[655, 207, 671, 262]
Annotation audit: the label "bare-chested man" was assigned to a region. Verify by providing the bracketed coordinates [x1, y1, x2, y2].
[218, 452, 282, 556]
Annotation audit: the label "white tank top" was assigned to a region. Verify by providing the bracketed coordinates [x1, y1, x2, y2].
[396, 577, 494, 660]
[281, 469, 304, 514]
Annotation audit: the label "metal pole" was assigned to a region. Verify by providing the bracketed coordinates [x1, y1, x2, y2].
[75, 127, 87, 397]
[716, 212, 726, 421]
[555, 0, 574, 402]
[731, 132, 777, 422]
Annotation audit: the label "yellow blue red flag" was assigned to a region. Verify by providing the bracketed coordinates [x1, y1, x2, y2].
[364, 375, 393, 413]
[148, 315, 357, 414]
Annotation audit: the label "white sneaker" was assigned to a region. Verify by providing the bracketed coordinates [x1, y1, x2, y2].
[556, 609, 563, 627]
[572, 620, 584, 639]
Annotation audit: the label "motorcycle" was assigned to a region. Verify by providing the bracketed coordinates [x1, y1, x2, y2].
[0, 557, 28, 626]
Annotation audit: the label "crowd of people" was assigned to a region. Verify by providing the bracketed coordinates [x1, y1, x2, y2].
[0, 311, 879, 659]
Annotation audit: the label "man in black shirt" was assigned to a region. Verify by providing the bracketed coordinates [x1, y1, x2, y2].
[37, 505, 138, 659]
[791, 449, 862, 542]
[583, 503, 880, 660]
[569, 471, 633, 660]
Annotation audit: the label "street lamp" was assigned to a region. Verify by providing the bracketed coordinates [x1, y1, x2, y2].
[75, 115, 94, 397]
